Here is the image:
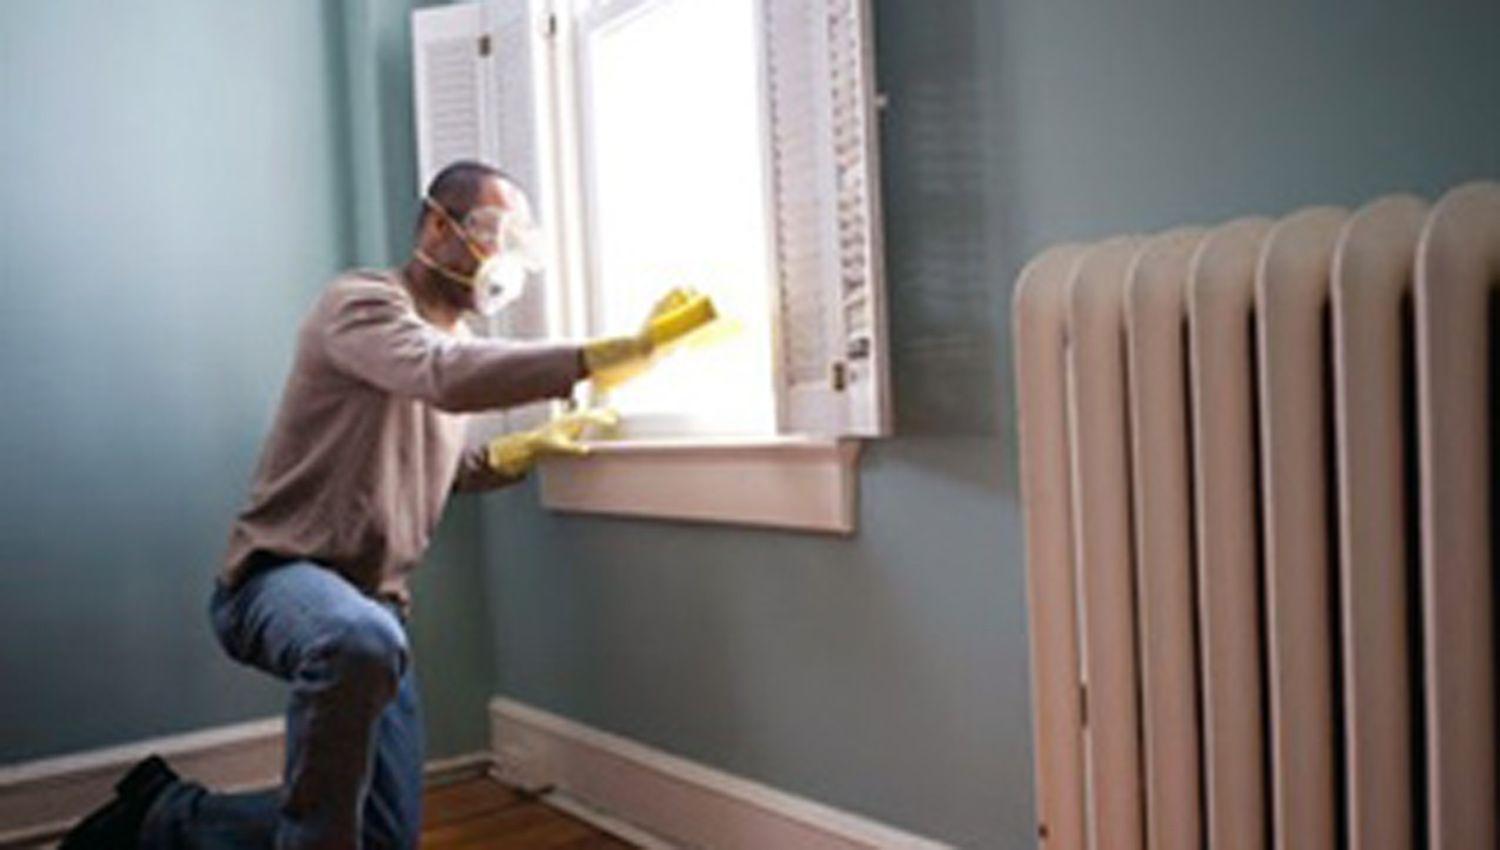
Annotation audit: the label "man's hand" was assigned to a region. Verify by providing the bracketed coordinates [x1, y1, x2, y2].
[582, 287, 718, 389]
[485, 408, 620, 478]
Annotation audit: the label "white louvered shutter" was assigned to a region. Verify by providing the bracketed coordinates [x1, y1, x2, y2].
[412, 0, 552, 345]
[414, 1, 560, 431]
[765, 0, 890, 436]
[485, 0, 558, 429]
[412, 4, 491, 190]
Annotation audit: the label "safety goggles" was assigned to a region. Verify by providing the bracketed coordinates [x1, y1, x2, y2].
[426, 180, 545, 271]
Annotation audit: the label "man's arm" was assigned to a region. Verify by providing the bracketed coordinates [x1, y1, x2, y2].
[321, 279, 585, 412]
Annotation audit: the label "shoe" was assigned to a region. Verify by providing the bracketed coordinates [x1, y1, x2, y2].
[59, 755, 179, 850]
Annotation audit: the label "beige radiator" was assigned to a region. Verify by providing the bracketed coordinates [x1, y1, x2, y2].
[1013, 182, 1500, 850]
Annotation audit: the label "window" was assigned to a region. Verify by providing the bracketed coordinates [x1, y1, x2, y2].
[412, 0, 888, 531]
[574, 0, 777, 438]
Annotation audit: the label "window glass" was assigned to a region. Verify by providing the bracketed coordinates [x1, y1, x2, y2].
[582, 0, 776, 436]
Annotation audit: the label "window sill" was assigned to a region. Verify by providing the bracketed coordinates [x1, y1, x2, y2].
[536, 437, 862, 534]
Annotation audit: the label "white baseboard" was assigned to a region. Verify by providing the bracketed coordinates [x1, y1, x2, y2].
[541, 792, 681, 850]
[0, 717, 284, 847]
[4, 697, 955, 850]
[489, 697, 952, 850]
[0, 717, 491, 849]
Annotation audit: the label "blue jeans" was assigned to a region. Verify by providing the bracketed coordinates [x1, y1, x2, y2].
[140, 562, 425, 849]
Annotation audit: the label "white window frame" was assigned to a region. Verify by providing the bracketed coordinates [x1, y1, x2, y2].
[412, 0, 889, 533]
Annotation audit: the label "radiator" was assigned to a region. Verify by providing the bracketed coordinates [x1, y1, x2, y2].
[1013, 181, 1500, 850]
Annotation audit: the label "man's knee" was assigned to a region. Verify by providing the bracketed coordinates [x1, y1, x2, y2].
[320, 610, 408, 695]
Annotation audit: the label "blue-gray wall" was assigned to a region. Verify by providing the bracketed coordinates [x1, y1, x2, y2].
[3, 0, 1499, 845]
[0, 0, 490, 763]
[476, 2, 1500, 847]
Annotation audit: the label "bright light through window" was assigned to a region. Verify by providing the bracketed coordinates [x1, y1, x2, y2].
[581, 0, 776, 437]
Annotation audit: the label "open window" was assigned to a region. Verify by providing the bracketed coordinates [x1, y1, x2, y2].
[413, 0, 889, 532]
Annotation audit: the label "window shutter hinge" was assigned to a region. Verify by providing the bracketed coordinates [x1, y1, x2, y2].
[541, 12, 558, 39]
[478, 34, 492, 56]
[1079, 682, 1088, 726]
[831, 361, 848, 391]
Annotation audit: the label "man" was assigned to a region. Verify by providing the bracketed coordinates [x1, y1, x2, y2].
[61, 160, 693, 849]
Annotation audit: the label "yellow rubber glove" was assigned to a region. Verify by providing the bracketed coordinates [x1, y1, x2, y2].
[582, 288, 718, 389]
[485, 408, 620, 478]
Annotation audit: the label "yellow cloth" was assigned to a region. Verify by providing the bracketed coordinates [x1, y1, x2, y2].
[582, 288, 718, 388]
[485, 408, 620, 478]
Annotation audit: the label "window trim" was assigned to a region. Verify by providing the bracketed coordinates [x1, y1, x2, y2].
[538, 0, 871, 533]
[537, 436, 861, 534]
[428, 0, 883, 533]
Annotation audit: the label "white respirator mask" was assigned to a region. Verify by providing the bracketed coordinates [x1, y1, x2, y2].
[415, 180, 544, 317]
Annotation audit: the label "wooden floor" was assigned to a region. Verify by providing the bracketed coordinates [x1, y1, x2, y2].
[421, 777, 636, 849]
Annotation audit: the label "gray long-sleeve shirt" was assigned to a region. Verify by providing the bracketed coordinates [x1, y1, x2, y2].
[220, 269, 582, 608]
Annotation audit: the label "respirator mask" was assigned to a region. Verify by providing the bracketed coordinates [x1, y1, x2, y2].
[415, 180, 544, 316]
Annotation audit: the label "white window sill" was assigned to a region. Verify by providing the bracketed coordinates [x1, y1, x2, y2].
[536, 437, 862, 534]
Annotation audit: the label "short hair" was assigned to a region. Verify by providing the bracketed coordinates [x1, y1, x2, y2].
[418, 160, 512, 231]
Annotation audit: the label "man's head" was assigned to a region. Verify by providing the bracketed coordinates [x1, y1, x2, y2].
[411, 160, 539, 316]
